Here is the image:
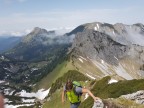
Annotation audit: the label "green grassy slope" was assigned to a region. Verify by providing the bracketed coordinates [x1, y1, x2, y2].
[49, 70, 90, 95]
[42, 70, 91, 108]
[43, 89, 70, 108]
[33, 60, 76, 91]
[79, 76, 144, 108]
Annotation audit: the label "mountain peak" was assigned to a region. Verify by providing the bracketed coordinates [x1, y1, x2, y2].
[34, 27, 41, 31]
[67, 22, 144, 46]
[30, 27, 48, 35]
[22, 27, 56, 43]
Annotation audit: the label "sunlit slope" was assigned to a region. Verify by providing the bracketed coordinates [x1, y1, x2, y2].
[71, 55, 142, 81]
[34, 60, 76, 91]
[35, 53, 143, 92]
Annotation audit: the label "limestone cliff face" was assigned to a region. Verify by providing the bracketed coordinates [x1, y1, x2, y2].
[71, 30, 129, 65]
[68, 22, 144, 80]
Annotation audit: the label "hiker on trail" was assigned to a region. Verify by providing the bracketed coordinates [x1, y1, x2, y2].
[62, 80, 100, 108]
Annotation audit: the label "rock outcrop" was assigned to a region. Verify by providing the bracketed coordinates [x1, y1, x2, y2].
[121, 90, 144, 104]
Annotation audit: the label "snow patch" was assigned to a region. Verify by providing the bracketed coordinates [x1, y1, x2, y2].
[4, 89, 11, 95]
[4, 98, 12, 103]
[108, 79, 118, 84]
[78, 58, 83, 63]
[86, 73, 96, 80]
[113, 30, 115, 35]
[5, 104, 34, 108]
[19, 88, 51, 100]
[114, 56, 118, 60]
[94, 27, 97, 31]
[101, 60, 104, 64]
[22, 98, 35, 103]
[31, 68, 38, 71]
[79, 56, 87, 61]
[97, 24, 99, 29]
[9, 90, 15, 95]
[0, 80, 5, 84]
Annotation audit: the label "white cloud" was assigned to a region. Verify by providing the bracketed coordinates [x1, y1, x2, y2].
[0, 29, 31, 36]
[11, 31, 24, 36]
[0, 8, 144, 35]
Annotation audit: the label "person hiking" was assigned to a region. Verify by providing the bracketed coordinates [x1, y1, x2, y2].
[62, 80, 100, 108]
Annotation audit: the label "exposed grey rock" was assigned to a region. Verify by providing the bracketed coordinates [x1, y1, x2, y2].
[128, 44, 144, 63]
[92, 99, 125, 108]
[71, 30, 129, 65]
[92, 99, 104, 108]
[121, 90, 144, 104]
[68, 22, 144, 46]
[69, 22, 144, 79]
[103, 99, 125, 108]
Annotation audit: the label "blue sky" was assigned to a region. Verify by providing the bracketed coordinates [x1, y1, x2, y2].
[0, 0, 144, 36]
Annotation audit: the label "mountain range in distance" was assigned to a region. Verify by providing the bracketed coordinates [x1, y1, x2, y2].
[0, 21, 144, 108]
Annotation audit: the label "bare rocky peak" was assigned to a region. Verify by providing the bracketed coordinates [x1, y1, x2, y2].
[22, 27, 56, 43]
[31, 27, 48, 35]
[68, 22, 144, 46]
[70, 27, 144, 65]
[68, 22, 144, 79]
[30, 27, 55, 36]
[81, 22, 144, 34]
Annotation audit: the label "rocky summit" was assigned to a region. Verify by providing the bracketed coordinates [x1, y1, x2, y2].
[68, 22, 144, 46]
[68, 22, 144, 80]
